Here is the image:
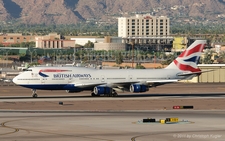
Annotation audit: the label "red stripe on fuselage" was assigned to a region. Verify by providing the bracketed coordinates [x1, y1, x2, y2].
[39, 69, 70, 72]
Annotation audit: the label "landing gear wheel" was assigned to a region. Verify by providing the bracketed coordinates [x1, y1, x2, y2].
[111, 90, 118, 97]
[31, 89, 38, 98]
[113, 92, 118, 97]
[32, 93, 38, 98]
[91, 92, 96, 97]
[91, 92, 100, 97]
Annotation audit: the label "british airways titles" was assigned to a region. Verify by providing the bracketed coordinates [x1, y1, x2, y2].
[54, 73, 91, 78]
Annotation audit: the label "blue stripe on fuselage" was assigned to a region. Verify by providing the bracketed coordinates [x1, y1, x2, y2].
[19, 84, 86, 91]
[20, 84, 67, 90]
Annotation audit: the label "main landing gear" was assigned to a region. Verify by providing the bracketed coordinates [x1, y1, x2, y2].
[32, 89, 38, 98]
[109, 91, 118, 97]
[91, 90, 118, 97]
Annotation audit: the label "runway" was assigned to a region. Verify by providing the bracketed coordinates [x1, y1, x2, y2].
[0, 111, 224, 141]
[0, 83, 225, 140]
[1, 82, 225, 97]
[1, 83, 225, 110]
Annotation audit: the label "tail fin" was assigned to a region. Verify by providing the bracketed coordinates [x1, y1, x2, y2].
[166, 40, 207, 72]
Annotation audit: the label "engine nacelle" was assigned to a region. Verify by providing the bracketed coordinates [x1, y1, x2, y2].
[93, 86, 112, 95]
[130, 84, 149, 93]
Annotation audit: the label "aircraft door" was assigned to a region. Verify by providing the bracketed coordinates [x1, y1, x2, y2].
[129, 75, 133, 81]
[68, 77, 72, 83]
[101, 75, 105, 82]
[41, 78, 46, 84]
[167, 75, 171, 79]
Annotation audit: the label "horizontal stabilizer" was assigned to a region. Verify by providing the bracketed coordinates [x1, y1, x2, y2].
[177, 70, 214, 76]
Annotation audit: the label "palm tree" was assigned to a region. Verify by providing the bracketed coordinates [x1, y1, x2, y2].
[115, 52, 123, 66]
[202, 50, 214, 64]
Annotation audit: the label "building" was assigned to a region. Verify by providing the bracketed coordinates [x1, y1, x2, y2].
[172, 37, 188, 52]
[198, 64, 225, 83]
[94, 43, 126, 51]
[0, 32, 75, 49]
[94, 36, 126, 51]
[0, 33, 35, 46]
[70, 37, 104, 46]
[36, 33, 61, 40]
[35, 33, 75, 49]
[118, 14, 170, 44]
[35, 38, 75, 49]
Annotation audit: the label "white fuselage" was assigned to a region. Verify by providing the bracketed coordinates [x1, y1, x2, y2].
[13, 66, 186, 91]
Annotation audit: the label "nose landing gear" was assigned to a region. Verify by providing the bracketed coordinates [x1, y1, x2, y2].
[32, 89, 38, 98]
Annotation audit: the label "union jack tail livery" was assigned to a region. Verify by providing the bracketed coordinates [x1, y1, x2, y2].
[166, 40, 206, 74]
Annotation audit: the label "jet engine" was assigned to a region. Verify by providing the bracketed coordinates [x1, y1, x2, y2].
[130, 83, 149, 93]
[93, 86, 112, 95]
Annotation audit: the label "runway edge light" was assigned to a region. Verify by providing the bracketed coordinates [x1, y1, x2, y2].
[173, 106, 194, 109]
[173, 106, 181, 109]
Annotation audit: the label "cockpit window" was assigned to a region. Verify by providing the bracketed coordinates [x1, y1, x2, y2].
[23, 68, 32, 71]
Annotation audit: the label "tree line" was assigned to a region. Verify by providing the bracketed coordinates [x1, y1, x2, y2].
[0, 22, 225, 37]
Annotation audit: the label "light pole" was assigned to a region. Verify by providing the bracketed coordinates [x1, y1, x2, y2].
[129, 40, 135, 68]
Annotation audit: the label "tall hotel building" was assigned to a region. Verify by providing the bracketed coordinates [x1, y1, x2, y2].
[118, 14, 170, 44]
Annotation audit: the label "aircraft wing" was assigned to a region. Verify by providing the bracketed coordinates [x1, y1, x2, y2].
[73, 79, 179, 90]
[74, 82, 107, 88]
[73, 79, 179, 92]
[113, 79, 180, 91]
[112, 79, 179, 87]
[73, 81, 139, 89]
[145, 79, 180, 87]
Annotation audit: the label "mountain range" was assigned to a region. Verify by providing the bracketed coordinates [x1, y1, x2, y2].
[0, 0, 225, 25]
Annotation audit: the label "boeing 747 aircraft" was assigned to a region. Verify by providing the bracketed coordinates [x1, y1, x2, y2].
[13, 40, 206, 98]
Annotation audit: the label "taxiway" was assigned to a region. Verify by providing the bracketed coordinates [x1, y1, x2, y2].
[0, 83, 225, 141]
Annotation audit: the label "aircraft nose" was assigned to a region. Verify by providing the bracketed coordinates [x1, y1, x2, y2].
[12, 76, 18, 84]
